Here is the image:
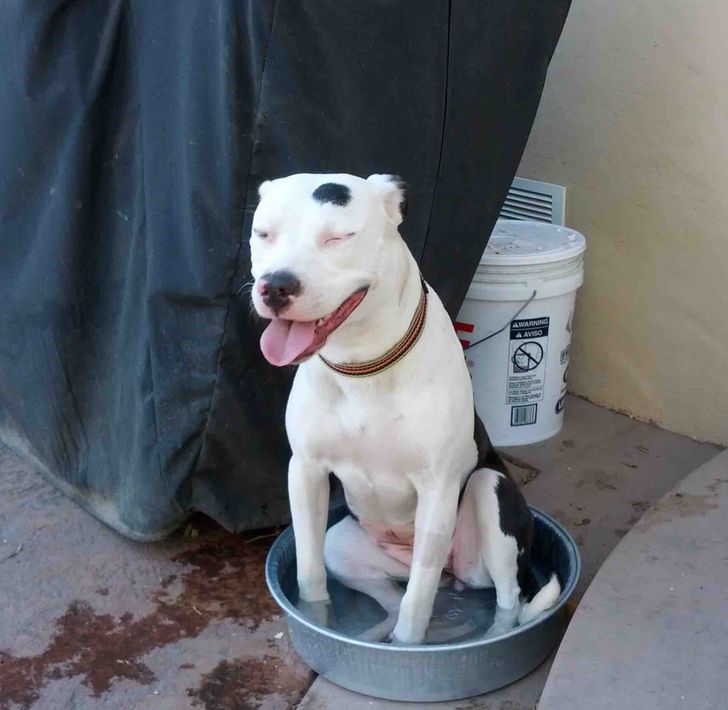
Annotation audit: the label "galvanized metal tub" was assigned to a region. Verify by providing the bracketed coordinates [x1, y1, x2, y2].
[265, 505, 580, 702]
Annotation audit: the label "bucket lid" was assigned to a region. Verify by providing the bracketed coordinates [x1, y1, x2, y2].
[481, 220, 586, 266]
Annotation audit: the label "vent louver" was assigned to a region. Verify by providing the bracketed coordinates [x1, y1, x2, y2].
[499, 177, 566, 226]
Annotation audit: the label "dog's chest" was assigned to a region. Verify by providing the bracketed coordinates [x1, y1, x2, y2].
[299, 395, 426, 520]
[312, 398, 426, 470]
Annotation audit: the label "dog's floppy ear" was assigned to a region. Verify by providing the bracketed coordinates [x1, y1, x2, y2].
[366, 174, 408, 226]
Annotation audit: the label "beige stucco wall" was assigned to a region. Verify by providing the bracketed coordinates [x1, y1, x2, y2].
[517, 0, 728, 445]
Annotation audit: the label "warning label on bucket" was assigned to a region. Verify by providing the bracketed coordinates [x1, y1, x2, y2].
[510, 317, 550, 340]
[506, 317, 550, 416]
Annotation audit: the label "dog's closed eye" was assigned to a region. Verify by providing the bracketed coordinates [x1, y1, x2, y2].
[325, 232, 356, 245]
[253, 228, 269, 239]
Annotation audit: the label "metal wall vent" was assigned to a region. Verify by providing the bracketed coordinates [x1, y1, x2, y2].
[499, 176, 566, 226]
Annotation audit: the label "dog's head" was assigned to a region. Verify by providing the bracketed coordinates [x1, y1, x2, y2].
[249, 173, 407, 366]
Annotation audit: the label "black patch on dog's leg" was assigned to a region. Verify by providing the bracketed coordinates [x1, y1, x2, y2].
[495, 474, 533, 552]
[473, 406, 541, 600]
[312, 182, 351, 206]
[495, 473, 537, 599]
[475, 406, 532, 555]
[517, 553, 539, 602]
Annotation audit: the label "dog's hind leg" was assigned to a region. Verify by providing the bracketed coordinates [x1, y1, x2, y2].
[458, 468, 561, 632]
[464, 469, 523, 609]
[324, 515, 410, 642]
[453, 468, 524, 640]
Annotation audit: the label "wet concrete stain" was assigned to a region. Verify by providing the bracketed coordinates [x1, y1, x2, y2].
[0, 530, 282, 709]
[187, 655, 311, 710]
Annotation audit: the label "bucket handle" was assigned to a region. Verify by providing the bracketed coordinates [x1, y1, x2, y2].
[462, 290, 537, 351]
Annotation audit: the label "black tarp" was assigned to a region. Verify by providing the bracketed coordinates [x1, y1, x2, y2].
[0, 1, 570, 540]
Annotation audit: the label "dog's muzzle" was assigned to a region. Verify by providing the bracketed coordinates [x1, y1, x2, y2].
[259, 270, 302, 315]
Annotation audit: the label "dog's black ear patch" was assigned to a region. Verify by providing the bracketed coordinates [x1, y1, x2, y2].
[391, 175, 408, 219]
[312, 182, 351, 207]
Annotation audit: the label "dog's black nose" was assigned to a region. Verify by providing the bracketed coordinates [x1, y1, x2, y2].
[260, 270, 301, 313]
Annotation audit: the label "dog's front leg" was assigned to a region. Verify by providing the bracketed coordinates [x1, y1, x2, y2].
[289, 455, 330, 603]
[392, 482, 460, 644]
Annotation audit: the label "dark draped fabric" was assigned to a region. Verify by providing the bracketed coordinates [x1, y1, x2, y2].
[0, 0, 570, 539]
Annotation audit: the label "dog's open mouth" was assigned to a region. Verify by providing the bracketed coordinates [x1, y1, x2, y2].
[260, 288, 368, 367]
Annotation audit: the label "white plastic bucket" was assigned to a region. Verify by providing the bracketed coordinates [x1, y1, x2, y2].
[456, 220, 586, 446]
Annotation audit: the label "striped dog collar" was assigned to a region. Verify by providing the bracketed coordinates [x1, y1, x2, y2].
[319, 280, 428, 378]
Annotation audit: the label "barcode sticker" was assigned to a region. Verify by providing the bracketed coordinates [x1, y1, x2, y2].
[511, 404, 537, 427]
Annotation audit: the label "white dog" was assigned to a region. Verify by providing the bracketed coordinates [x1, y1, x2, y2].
[250, 173, 560, 644]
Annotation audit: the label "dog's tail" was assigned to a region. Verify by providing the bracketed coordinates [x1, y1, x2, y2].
[518, 572, 561, 625]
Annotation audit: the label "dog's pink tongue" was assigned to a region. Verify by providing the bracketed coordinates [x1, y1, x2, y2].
[260, 318, 317, 366]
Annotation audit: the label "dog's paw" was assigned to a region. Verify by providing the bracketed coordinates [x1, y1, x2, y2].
[389, 623, 425, 645]
[386, 631, 409, 646]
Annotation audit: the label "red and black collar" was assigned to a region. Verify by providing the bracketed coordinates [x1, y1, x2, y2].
[319, 279, 428, 378]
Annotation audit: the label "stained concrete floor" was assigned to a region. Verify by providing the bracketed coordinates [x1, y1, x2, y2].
[0, 450, 312, 710]
[0, 396, 721, 710]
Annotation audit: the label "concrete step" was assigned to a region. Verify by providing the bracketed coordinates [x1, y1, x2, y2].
[539, 447, 728, 710]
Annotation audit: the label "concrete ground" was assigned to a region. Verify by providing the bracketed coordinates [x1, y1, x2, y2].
[0, 396, 721, 710]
